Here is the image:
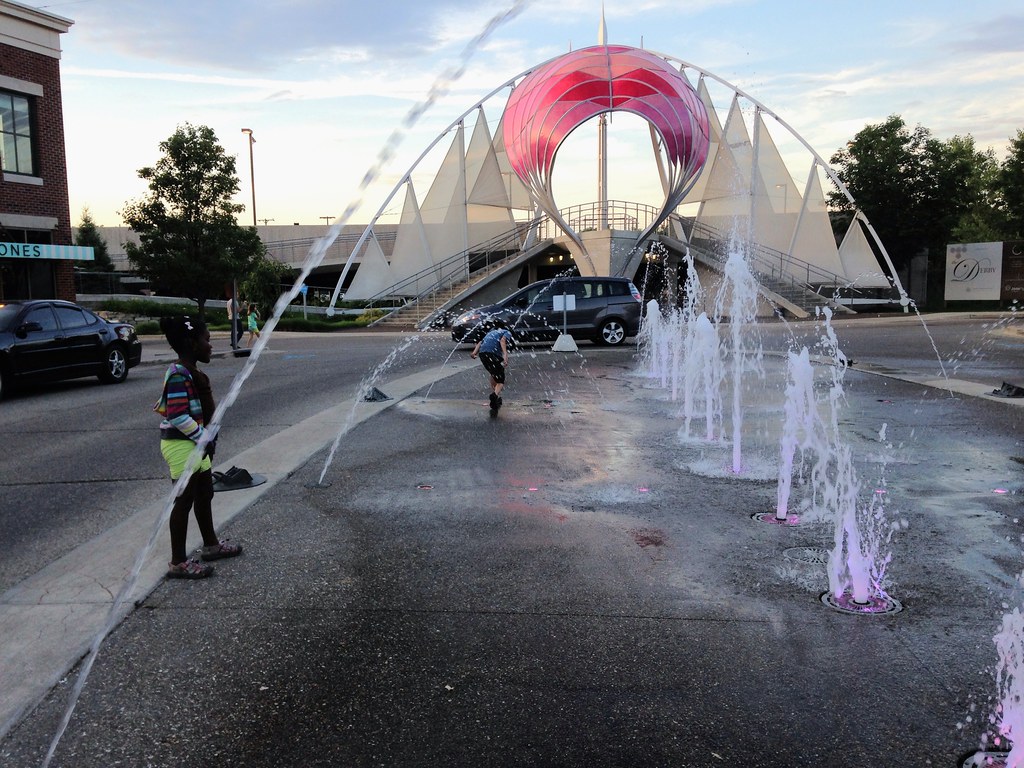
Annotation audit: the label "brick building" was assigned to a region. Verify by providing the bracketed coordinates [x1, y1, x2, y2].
[1, 0, 89, 302]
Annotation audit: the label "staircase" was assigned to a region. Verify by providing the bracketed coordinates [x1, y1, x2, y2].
[363, 206, 866, 330]
[370, 256, 517, 331]
[680, 224, 856, 318]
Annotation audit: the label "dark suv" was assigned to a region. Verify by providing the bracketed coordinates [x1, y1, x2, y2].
[451, 276, 643, 346]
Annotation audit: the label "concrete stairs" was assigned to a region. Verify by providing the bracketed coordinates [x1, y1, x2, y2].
[369, 245, 544, 331]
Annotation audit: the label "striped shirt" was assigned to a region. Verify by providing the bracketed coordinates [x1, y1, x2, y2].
[154, 362, 213, 441]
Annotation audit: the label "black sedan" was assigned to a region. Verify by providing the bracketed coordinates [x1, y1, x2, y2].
[0, 299, 142, 399]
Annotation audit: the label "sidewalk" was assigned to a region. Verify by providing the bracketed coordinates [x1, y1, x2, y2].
[3, 346, 1024, 765]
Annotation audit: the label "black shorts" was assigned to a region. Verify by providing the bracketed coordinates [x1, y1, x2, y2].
[479, 352, 506, 383]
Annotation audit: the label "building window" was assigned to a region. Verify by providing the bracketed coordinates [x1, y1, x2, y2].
[0, 90, 36, 176]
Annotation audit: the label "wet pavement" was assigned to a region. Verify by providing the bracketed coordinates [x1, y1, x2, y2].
[2, 337, 1024, 766]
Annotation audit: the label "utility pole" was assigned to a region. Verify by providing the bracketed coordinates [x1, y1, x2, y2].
[258, 218, 275, 226]
[320, 216, 332, 225]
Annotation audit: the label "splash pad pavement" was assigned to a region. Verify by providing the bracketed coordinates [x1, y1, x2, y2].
[2, 345, 1022, 766]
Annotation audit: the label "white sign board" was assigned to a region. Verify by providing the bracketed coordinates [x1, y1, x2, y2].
[946, 242, 1002, 301]
[553, 294, 576, 311]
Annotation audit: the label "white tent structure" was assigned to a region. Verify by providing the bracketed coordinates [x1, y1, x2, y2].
[327, 46, 907, 312]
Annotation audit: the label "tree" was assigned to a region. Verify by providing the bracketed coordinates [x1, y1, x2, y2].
[948, 141, 1005, 244]
[997, 129, 1024, 240]
[120, 123, 264, 316]
[828, 116, 934, 273]
[829, 116, 1000, 305]
[74, 207, 115, 271]
[240, 255, 294, 319]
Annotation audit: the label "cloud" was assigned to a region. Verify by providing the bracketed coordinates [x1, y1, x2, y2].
[952, 14, 1024, 54]
[57, 0, 511, 71]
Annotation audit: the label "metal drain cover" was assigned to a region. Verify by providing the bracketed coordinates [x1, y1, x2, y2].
[962, 751, 1009, 767]
[820, 591, 903, 615]
[752, 511, 800, 526]
[783, 547, 830, 565]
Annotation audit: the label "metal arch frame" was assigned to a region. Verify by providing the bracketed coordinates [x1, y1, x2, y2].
[326, 62, 559, 313]
[649, 49, 910, 307]
[327, 47, 909, 312]
[502, 45, 711, 269]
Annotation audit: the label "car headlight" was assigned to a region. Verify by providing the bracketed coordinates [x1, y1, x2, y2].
[456, 311, 482, 325]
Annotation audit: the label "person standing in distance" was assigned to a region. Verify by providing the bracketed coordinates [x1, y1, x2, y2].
[155, 315, 243, 579]
[246, 301, 262, 348]
[471, 322, 513, 413]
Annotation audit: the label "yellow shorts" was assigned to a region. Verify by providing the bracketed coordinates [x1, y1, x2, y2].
[160, 439, 213, 480]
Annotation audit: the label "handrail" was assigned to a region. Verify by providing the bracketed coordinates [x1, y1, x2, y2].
[680, 216, 867, 301]
[361, 222, 532, 309]
[365, 200, 873, 319]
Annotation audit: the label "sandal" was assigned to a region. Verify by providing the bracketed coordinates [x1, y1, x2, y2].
[167, 558, 214, 579]
[212, 466, 255, 490]
[200, 539, 244, 561]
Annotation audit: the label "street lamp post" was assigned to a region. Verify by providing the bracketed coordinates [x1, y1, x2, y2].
[241, 128, 256, 227]
[235, 128, 257, 353]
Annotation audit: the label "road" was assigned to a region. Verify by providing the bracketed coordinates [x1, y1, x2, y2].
[0, 330, 462, 594]
[735, 310, 1023, 385]
[0, 313, 1023, 766]
[1, 314, 1021, 596]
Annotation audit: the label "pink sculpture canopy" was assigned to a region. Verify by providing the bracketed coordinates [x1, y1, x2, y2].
[502, 44, 710, 258]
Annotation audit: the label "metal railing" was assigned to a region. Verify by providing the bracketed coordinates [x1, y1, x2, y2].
[263, 230, 397, 268]
[535, 200, 662, 239]
[361, 222, 534, 312]
[681, 217, 872, 304]
[354, 198, 898, 322]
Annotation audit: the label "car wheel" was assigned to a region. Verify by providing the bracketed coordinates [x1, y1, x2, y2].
[99, 344, 129, 384]
[0, 365, 7, 400]
[597, 319, 626, 346]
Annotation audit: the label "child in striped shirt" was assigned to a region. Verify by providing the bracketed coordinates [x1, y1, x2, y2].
[155, 316, 243, 579]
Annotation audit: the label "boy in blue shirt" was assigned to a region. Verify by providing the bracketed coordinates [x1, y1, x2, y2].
[471, 323, 513, 412]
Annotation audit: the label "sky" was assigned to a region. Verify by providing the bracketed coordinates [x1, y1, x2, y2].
[19, 0, 1024, 230]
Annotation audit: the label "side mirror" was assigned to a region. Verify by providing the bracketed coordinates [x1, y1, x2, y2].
[15, 321, 43, 338]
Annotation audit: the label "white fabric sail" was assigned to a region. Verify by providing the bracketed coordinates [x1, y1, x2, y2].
[680, 76, 722, 207]
[421, 124, 469, 287]
[695, 95, 752, 240]
[491, 113, 535, 211]
[788, 166, 848, 282]
[388, 181, 435, 288]
[342, 231, 395, 300]
[750, 112, 800, 256]
[465, 107, 517, 246]
[838, 215, 892, 288]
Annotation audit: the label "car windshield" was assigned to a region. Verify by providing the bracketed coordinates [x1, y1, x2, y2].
[0, 304, 22, 332]
[507, 284, 551, 309]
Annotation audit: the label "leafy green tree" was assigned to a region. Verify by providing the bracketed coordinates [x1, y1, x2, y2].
[74, 207, 115, 271]
[997, 129, 1024, 240]
[949, 141, 1005, 243]
[120, 123, 264, 316]
[240, 255, 294, 319]
[829, 116, 933, 272]
[829, 116, 1004, 305]
[920, 134, 1001, 248]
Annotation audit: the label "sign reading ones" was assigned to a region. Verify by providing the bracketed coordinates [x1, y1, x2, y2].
[0, 242, 95, 261]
